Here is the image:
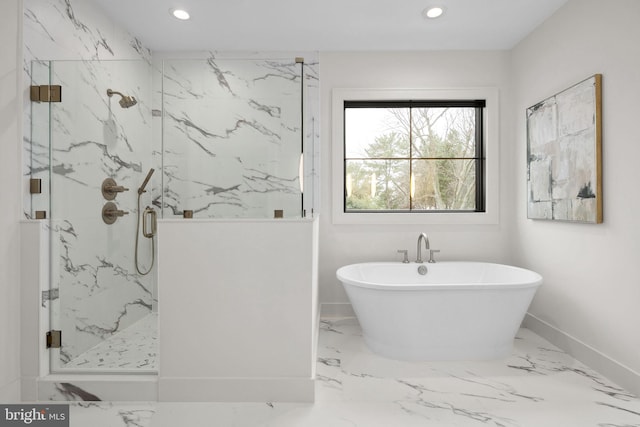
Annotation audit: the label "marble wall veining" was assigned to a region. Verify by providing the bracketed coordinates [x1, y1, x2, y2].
[24, 0, 157, 370]
[24, 0, 152, 218]
[47, 58, 156, 367]
[161, 57, 307, 219]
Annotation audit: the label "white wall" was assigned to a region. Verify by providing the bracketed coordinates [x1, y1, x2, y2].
[0, 0, 22, 402]
[318, 51, 515, 305]
[511, 0, 640, 393]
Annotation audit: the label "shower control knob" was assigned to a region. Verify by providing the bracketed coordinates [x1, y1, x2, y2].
[102, 202, 129, 225]
[102, 177, 129, 200]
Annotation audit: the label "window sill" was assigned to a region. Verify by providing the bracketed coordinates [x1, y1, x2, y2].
[332, 210, 498, 225]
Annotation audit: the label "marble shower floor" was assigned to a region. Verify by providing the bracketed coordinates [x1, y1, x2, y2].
[63, 317, 639, 426]
[62, 313, 157, 372]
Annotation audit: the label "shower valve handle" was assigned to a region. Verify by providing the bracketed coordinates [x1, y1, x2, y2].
[105, 185, 129, 194]
[102, 202, 129, 225]
[106, 208, 128, 217]
[108, 185, 128, 192]
[102, 178, 129, 200]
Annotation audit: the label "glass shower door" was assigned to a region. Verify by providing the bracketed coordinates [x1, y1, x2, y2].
[41, 59, 158, 373]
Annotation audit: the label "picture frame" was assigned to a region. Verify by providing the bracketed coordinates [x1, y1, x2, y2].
[526, 74, 603, 223]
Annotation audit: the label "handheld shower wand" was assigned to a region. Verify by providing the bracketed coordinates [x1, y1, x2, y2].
[138, 168, 155, 194]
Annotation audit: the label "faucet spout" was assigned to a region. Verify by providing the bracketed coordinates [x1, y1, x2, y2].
[416, 232, 430, 263]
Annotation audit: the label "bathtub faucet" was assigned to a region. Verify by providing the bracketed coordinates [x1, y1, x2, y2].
[416, 233, 429, 263]
[416, 233, 440, 263]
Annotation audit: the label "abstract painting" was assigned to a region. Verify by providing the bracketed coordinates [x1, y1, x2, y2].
[527, 74, 603, 223]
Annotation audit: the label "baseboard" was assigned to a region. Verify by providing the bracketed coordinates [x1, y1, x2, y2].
[37, 375, 158, 401]
[158, 377, 314, 402]
[320, 303, 355, 318]
[21, 377, 37, 402]
[523, 313, 640, 397]
[0, 379, 20, 403]
[312, 304, 321, 378]
[33, 374, 314, 402]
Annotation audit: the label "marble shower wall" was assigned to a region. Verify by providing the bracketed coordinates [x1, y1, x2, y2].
[48, 59, 156, 367]
[161, 56, 318, 219]
[24, 0, 152, 218]
[24, 0, 157, 369]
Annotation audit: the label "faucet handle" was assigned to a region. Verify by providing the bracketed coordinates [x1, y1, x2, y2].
[428, 249, 440, 263]
[397, 249, 410, 263]
[102, 178, 129, 200]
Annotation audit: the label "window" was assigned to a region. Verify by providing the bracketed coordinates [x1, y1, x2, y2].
[344, 100, 485, 213]
[332, 88, 499, 225]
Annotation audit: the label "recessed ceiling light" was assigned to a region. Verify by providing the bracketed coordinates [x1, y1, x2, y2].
[171, 9, 190, 20]
[422, 6, 444, 19]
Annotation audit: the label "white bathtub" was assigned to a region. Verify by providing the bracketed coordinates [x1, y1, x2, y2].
[336, 262, 542, 361]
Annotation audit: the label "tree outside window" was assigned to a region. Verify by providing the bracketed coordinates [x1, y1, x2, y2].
[344, 100, 485, 213]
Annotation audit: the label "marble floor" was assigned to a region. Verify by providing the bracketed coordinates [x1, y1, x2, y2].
[62, 313, 157, 372]
[62, 317, 640, 426]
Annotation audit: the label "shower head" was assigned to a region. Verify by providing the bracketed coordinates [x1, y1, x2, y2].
[107, 88, 138, 108]
[138, 168, 155, 195]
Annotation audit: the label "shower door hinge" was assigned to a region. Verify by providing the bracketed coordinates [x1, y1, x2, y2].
[30, 178, 42, 194]
[30, 85, 62, 103]
[46, 330, 62, 349]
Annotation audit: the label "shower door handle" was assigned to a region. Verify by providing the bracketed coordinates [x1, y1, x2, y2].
[143, 207, 157, 238]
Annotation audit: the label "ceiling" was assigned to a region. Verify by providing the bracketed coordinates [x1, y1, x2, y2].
[90, 0, 569, 52]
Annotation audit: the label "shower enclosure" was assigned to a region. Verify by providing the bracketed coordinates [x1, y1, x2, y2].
[30, 56, 313, 376]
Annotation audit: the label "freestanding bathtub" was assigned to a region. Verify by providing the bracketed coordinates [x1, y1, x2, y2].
[336, 262, 542, 361]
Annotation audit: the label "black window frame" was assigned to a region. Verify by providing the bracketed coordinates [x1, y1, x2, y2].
[343, 99, 486, 214]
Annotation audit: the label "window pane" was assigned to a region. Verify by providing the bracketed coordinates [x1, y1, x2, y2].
[345, 160, 410, 210]
[411, 107, 477, 159]
[345, 108, 409, 158]
[411, 160, 477, 210]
